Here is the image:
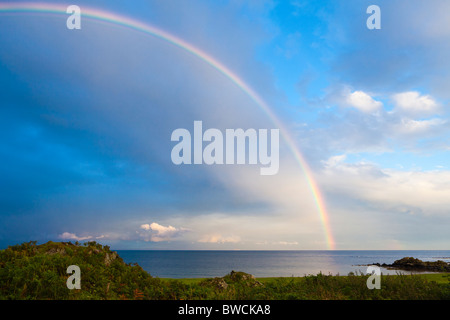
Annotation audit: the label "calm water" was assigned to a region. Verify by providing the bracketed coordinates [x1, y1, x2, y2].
[115, 250, 450, 278]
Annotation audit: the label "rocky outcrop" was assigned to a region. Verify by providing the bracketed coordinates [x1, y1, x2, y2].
[200, 271, 263, 290]
[370, 257, 450, 272]
[41, 241, 119, 267]
[201, 277, 229, 290]
[224, 270, 263, 287]
[104, 251, 118, 266]
[45, 247, 66, 255]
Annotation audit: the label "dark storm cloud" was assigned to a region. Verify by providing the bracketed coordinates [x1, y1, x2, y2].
[0, 1, 280, 247]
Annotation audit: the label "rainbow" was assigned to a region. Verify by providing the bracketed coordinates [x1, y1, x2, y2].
[0, 2, 335, 249]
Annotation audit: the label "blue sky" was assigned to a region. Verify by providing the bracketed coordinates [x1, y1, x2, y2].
[1, 0, 450, 249]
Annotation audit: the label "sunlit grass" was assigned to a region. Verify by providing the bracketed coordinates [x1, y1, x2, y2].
[2, 242, 449, 300]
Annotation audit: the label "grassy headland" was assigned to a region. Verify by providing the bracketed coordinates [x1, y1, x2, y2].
[1, 241, 449, 300]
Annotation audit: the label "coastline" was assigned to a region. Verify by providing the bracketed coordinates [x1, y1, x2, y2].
[1, 242, 450, 300]
[116, 249, 450, 278]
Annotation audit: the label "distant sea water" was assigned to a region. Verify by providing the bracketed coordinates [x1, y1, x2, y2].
[115, 250, 450, 278]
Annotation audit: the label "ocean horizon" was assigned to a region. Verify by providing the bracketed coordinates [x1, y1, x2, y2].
[116, 250, 450, 278]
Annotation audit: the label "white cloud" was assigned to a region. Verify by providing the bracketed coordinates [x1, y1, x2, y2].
[392, 91, 440, 117]
[255, 240, 299, 246]
[346, 90, 383, 113]
[140, 224, 151, 231]
[320, 159, 450, 216]
[198, 234, 241, 243]
[139, 222, 186, 242]
[322, 154, 347, 168]
[395, 118, 447, 135]
[58, 232, 92, 241]
[308, 86, 449, 154]
[275, 241, 299, 245]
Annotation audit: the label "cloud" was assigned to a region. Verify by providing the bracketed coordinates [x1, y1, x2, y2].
[255, 240, 299, 246]
[394, 118, 447, 135]
[2, 0, 450, 251]
[58, 232, 92, 241]
[275, 241, 299, 245]
[0, 0, 283, 248]
[140, 224, 151, 231]
[323, 154, 347, 168]
[346, 90, 383, 113]
[139, 222, 186, 242]
[198, 234, 241, 243]
[392, 91, 440, 117]
[326, 86, 383, 114]
[320, 156, 450, 216]
[303, 86, 449, 155]
[320, 0, 450, 99]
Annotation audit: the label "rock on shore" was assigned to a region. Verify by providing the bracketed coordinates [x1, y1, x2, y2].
[371, 257, 450, 272]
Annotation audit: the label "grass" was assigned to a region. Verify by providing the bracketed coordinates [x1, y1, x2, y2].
[167, 273, 450, 285]
[413, 273, 450, 284]
[155, 272, 450, 300]
[160, 278, 207, 285]
[1, 241, 449, 300]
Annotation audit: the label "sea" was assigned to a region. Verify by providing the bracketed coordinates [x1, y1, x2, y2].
[115, 250, 450, 278]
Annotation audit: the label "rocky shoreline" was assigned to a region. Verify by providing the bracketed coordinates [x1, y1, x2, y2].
[361, 257, 450, 273]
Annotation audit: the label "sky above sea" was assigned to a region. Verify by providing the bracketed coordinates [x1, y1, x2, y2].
[0, 0, 450, 250]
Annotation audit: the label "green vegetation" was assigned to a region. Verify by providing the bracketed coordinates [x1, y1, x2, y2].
[377, 257, 450, 272]
[1, 241, 449, 300]
[0, 241, 166, 300]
